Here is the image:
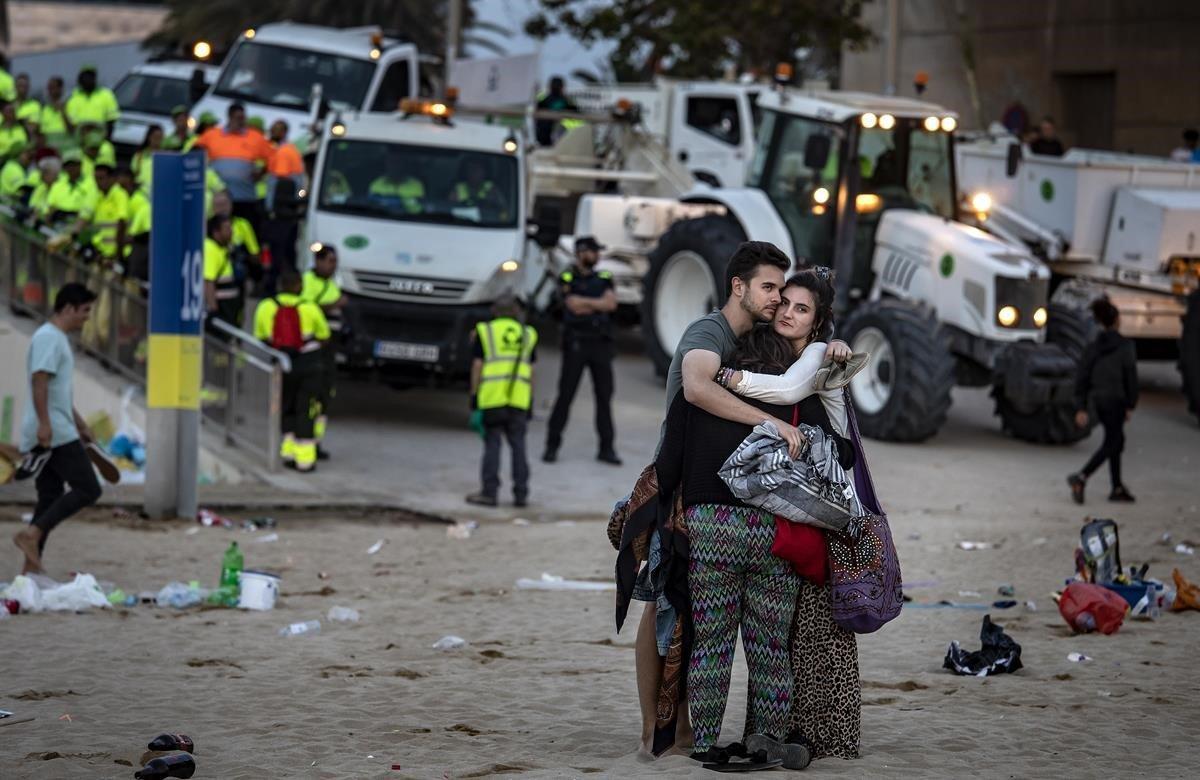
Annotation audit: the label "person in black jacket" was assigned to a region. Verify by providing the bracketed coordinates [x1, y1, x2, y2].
[1068, 298, 1138, 503]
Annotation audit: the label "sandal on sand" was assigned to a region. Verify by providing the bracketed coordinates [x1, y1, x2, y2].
[746, 733, 813, 771]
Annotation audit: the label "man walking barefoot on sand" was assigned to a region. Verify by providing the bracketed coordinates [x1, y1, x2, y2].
[12, 283, 103, 574]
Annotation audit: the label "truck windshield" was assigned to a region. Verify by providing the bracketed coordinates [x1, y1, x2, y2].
[115, 74, 191, 116]
[214, 42, 375, 110]
[318, 140, 519, 229]
[752, 110, 956, 263]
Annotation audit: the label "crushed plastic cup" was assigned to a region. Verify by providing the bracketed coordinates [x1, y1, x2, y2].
[516, 573, 616, 591]
[432, 635, 468, 651]
[155, 581, 207, 609]
[447, 522, 478, 540]
[1067, 652, 1092, 663]
[366, 539, 385, 555]
[279, 620, 321, 637]
[327, 606, 361, 623]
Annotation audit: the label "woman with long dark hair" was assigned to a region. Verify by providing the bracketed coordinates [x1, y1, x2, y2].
[721, 267, 863, 762]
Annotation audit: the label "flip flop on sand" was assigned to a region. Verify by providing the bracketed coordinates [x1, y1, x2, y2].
[87, 442, 121, 485]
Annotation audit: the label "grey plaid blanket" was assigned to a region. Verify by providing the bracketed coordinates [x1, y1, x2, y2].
[718, 420, 867, 537]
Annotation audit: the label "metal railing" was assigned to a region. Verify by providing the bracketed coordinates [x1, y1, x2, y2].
[1, 214, 286, 472]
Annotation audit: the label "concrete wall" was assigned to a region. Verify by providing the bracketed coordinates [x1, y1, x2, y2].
[840, 0, 1200, 155]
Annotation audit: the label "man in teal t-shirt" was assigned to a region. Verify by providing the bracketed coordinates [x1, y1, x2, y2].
[13, 283, 103, 574]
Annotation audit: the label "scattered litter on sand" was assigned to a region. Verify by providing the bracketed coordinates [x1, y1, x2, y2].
[328, 606, 361, 623]
[367, 539, 386, 555]
[516, 573, 616, 592]
[1067, 652, 1092, 663]
[943, 615, 1023, 677]
[432, 635, 468, 651]
[957, 541, 992, 551]
[1174, 543, 1195, 556]
[447, 522, 478, 540]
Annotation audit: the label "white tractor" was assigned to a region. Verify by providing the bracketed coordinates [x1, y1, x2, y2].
[571, 86, 1077, 443]
[957, 140, 1200, 424]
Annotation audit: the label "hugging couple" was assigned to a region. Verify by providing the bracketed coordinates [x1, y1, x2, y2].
[614, 241, 869, 771]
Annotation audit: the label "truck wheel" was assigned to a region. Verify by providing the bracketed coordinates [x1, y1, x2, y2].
[1180, 289, 1200, 424]
[991, 342, 1090, 444]
[840, 299, 955, 442]
[641, 215, 744, 376]
[1046, 301, 1097, 361]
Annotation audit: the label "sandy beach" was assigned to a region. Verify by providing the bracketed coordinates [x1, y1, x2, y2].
[3, 363, 1200, 779]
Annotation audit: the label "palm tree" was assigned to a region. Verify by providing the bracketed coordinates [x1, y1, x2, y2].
[147, 0, 505, 59]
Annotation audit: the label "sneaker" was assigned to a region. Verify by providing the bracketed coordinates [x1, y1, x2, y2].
[1109, 485, 1136, 502]
[465, 492, 498, 507]
[746, 733, 812, 771]
[1067, 473, 1086, 505]
[541, 449, 558, 463]
[15, 447, 51, 481]
[597, 450, 623, 466]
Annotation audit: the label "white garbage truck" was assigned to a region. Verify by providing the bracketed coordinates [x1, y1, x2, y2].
[190, 23, 421, 138]
[956, 141, 1200, 423]
[304, 103, 532, 387]
[558, 86, 1078, 443]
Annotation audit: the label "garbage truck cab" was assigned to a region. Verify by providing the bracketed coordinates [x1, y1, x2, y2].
[639, 86, 1076, 443]
[306, 105, 528, 386]
[192, 23, 420, 139]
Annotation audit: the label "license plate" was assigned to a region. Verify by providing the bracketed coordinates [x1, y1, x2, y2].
[374, 341, 439, 362]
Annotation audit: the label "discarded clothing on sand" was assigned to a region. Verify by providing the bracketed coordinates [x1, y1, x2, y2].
[943, 614, 1023, 676]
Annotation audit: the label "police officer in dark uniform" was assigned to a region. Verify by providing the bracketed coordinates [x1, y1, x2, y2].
[543, 236, 621, 465]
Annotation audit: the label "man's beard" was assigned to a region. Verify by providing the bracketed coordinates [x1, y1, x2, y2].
[740, 294, 776, 322]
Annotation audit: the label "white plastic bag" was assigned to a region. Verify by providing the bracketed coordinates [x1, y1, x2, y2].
[432, 635, 467, 650]
[2, 575, 44, 613]
[42, 573, 111, 611]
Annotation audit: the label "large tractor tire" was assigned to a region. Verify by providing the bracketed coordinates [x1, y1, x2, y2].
[993, 300, 1096, 445]
[1046, 300, 1098, 361]
[1180, 289, 1200, 424]
[641, 215, 744, 376]
[992, 342, 1090, 444]
[840, 298, 956, 442]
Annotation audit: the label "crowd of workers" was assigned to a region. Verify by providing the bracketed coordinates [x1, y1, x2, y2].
[0, 56, 339, 474]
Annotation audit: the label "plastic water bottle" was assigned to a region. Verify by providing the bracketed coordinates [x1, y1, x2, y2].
[279, 620, 321, 637]
[221, 541, 243, 591]
[134, 753, 196, 779]
[147, 733, 194, 753]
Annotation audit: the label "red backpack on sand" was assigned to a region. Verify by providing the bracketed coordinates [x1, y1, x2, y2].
[270, 300, 304, 351]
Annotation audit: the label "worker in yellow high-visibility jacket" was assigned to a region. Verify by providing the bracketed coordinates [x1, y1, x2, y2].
[465, 295, 538, 508]
[253, 269, 330, 473]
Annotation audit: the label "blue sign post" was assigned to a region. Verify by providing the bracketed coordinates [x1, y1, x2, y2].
[145, 151, 205, 519]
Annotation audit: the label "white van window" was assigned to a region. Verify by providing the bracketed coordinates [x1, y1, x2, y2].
[686, 96, 741, 145]
[115, 75, 191, 117]
[215, 42, 375, 110]
[319, 140, 519, 228]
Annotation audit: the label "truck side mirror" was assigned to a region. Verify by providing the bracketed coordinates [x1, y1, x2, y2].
[804, 134, 831, 172]
[1006, 142, 1022, 177]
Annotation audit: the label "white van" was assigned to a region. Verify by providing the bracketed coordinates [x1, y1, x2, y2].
[111, 61, 217, 156]
[306, 108, 528, 386]
[191, 23, 420, 139]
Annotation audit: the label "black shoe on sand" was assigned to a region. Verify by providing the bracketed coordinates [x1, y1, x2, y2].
[746, 733, 812, 771]
[597, 450, 622, 466]
[1109, 485, 1136, 502]
[1067, 473, 1085, 505]
[465, 492, 498, 507]
[542, 449, 557, 463]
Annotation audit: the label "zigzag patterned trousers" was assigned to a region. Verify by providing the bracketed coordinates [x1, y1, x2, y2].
[686, 504, 799, 751]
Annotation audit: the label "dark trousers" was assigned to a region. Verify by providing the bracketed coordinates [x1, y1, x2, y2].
[1081, 401, 1127, 488]
[32, 440, 103, 554]
[546, 336, 615, 453]
[481, 408, 529, 499]
[282, 353, 324, 439]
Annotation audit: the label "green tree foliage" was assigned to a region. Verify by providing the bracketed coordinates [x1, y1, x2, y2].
[526, 0, 873, 82]
[147, 0, 505, 58]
